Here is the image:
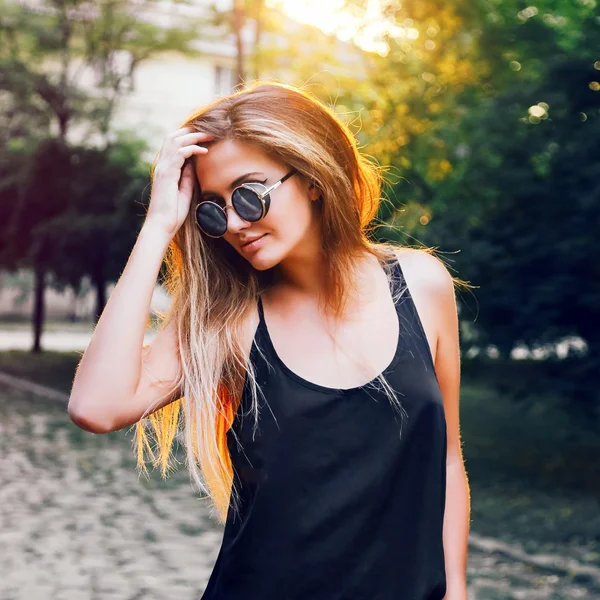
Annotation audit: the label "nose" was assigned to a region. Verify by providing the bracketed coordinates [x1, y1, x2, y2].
[224, 204, 250, 234]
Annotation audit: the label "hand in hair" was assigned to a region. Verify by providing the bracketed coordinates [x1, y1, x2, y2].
[146, 127, 212, 237]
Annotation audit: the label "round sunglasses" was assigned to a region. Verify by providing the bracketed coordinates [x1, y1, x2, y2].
[195, 170, 297, 238]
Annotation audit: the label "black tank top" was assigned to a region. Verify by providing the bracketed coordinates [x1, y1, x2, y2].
[201, 253, 447, 600]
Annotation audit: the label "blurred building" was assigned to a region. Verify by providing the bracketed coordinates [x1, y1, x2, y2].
[84, 0, 365, 152]
[108, 0, 241, 151]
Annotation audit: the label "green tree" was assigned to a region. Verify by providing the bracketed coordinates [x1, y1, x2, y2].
[1, 0, 198, 351]
[36, 138, 150, 322]
[287, 1, 600, 411]
[208, 0, 267, 86]
[3, 139, 72, 351]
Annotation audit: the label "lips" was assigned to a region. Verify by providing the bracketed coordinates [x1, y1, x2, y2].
[238, 234, 268, 255]
[240, 234, 266, 247]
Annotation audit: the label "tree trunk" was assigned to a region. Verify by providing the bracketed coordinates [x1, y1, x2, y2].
[252, 0, 265, 80]
[32, 265, 46, 353]
[93, 271, 106, 325]
[232, 0, 246, 88]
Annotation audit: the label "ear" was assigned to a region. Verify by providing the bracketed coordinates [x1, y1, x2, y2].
[308, 181, 321, 202]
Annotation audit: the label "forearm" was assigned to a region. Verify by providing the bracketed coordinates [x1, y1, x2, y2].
[68, 221, 172, 428]
[442, 461, 470, 599]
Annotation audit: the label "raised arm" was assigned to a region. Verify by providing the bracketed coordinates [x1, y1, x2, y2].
[68, 127, 211, 433]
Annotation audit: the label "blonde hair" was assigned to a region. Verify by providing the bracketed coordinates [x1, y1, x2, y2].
[135, 81, 419, 523]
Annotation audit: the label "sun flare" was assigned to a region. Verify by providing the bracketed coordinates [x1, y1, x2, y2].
[267, 0, 413, 55]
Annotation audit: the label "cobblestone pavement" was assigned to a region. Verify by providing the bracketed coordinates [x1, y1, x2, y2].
[0, 388, 597, 600]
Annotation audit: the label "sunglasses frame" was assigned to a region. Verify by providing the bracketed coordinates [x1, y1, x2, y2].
[195, 169, 297, 238]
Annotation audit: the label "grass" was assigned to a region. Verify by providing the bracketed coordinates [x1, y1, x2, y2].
[462, 355, 600, 424]
[461, 381, 600, 555]
[0, 349, 81, 394]
[2, 349, 599, 564]
[0, 319, 96, 332]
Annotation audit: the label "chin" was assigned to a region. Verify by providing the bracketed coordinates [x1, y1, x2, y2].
[244, 251, 283, 271]
[237, 234, 301, 271]
[240, 241, 288, 271]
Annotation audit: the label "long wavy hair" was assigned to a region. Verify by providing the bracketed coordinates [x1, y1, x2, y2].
[134, 81, 419, 523]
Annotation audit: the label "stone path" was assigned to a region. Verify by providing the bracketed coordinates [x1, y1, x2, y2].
[0, 382, 598, 599]
[0, 387, 221, 600]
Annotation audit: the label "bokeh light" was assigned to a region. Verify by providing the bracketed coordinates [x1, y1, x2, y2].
[267, 0, 420, 55]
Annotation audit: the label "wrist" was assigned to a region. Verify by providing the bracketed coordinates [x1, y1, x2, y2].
[443, 581, 468, 600]
[141, 218, 175, 248]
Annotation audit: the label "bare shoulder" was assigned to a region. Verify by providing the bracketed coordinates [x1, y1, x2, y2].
[393, 248, 457, 361]
[394, 248, 455, 298]
[396, 248, 454, 294]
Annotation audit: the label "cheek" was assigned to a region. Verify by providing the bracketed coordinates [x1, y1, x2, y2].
[266, 191, 314, 239]
[239, 189, 317, 270]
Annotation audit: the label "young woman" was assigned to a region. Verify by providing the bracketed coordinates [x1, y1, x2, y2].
[68, 82, 469, 600]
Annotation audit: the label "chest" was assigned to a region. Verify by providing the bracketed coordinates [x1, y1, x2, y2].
[260, 288, 401, 391]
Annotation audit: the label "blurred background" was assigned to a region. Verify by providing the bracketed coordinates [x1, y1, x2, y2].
[1, 1, 599, 598]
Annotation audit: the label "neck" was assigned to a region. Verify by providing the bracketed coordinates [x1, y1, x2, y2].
[272, 243, 378, 313]
[275, 240, 328, 297]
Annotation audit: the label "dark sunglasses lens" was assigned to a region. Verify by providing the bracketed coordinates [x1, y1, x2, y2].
[232, 187, 263, 222]
[196, 202, 227, 237]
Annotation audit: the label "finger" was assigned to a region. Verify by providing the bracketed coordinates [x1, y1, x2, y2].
[176, 131, 214, 146]
[179, 162, 196, 198]
[177, 144, 208, 158]
[171, 126, 194, 138]
[167, 145, 207, 168]
[176, 145, 208, 162]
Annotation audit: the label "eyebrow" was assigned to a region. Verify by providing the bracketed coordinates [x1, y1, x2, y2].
[200, 172, 265, 196]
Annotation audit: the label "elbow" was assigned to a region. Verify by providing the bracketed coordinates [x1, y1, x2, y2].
[67, 399, 114, 434]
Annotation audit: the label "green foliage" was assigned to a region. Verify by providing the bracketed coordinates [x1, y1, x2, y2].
[1, 136, 150, 306]
[260, 0, 600, 411]
[2, 139, 73, 270]
[1, 0, 199, 343]
[0, 349, 82, 394]
[310, 2, 600, 365]
[422, 6, 600, 363]
[35, 137, 151, 291]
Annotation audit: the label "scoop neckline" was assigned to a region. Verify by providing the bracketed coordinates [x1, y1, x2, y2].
[256, 257, 404, 396]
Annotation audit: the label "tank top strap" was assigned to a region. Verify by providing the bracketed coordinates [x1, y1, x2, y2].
[382, 251, 405, 301]
[383, 250, 438, 376]
[257, 294, 267, 336]
[253, 295, 274, 372]
[236, 296, 273, 410]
